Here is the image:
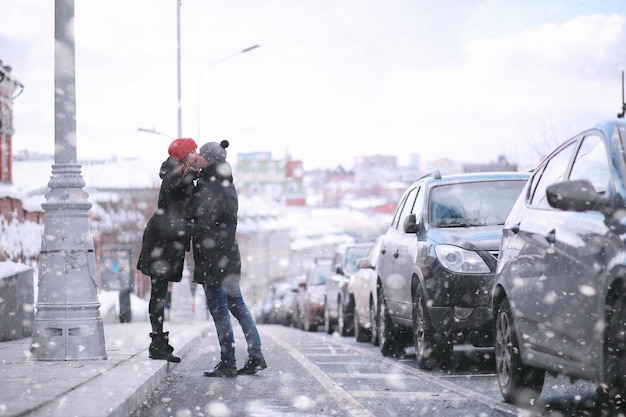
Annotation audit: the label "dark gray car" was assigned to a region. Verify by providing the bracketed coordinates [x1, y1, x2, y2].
[376, 170, 529, 369]
[492, 119, 626, 407]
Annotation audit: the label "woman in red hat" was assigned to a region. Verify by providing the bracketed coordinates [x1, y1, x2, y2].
[137, 138, 199, 362]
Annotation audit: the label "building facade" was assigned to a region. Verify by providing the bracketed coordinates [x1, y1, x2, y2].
[0, 61, 23, 184]
[235, 151, 306, 205]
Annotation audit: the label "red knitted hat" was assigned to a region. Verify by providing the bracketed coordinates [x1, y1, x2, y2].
[168, 138, 197, 160]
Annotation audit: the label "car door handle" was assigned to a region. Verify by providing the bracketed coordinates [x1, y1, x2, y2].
[511, 222, 520, 234]
[545, 229, 556, 244]
[393, 250, 399, 259]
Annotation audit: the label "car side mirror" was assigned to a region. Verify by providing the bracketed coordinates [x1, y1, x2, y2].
[546, 180, 609, 213]
[403, 213, 419, 234]
[356, 257, 373, 269]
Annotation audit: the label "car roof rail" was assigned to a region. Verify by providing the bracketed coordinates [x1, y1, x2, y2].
[416, 169, 442, 181]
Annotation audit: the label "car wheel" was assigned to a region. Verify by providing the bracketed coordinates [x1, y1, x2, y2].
[324, 298, 333, 334]
[377, 287, 404, 357]
[338, 296, 354, 337]
[602, 293, 626, 406]
[337, 297, 347, 336]
[343, 295, 355, 337]
[495, 298, 545, 405]
[296, 306, 303, 328]
[413, 291, 450, 370]
[370, 297, 379, 345]
[303, 312, 317, 332]
[298, 307, 305, 330]
[354, 305, 371, 343]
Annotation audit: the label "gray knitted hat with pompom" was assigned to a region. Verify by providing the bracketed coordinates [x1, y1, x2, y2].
[199, 140, 229, 164]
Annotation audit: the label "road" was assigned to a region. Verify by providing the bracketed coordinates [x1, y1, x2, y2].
[131, 324, 608, 417]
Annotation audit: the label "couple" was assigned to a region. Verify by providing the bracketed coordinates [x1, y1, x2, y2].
[137, 138, 267, 377]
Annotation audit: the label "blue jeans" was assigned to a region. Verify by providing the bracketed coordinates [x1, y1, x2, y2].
[203, 280, 263, 367]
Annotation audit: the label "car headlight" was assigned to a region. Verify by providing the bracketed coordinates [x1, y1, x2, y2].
[435, 245, 490, 274]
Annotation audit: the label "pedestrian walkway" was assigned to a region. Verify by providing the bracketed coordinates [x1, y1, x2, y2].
[0, 321, 211, 417]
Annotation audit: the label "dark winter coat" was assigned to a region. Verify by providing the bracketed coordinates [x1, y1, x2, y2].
[192, 162, 241, 287]
[137, 157, 197, 281]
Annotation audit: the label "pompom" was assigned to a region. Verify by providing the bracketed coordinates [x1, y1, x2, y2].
[220, 140, 229, 149]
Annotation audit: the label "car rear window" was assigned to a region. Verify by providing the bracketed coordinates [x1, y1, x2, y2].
[429, 180, 526, 228]
[345, 245, 372, 274]
[310, 264, 331, 285]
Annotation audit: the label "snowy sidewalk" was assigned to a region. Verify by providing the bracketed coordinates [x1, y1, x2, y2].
[0, 321, 211, 417]
[0, 274, 213, 417]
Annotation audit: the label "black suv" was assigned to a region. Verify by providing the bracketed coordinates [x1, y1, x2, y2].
[492, 119, 626, 406]
[376, 171, 529, 369]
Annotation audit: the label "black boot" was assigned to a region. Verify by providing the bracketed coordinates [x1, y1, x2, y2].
[149, 332, 180, 363]
[161, 331, 175, 353]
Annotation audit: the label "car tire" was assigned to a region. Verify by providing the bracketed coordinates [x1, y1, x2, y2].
[354, 307, 370, 342]
[337, 297, 346, 336]
[344, 295, 355, 337]
[370, 297, 379, 345]
[495, 298, 545, 405]
[338, 296, 355, 337]
[298, 307, 305, 331]
[292, 310, 299, 328]
[324, 298, 334, 334]
[303, 313, 317, 332]
[413, 290, 450, 370]
[602, 292, 626, 407]
[283, 312, 292, 327]
[377, 287, 405, 357]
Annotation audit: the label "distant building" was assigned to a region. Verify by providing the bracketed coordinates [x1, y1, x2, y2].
[235, 151, 306, 206]
[0, 60, 23, 184]
[462, 155, 518, 173]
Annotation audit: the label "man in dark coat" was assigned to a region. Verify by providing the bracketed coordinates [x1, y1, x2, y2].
[137, 138, 198, 363]
[193, 140, 267, 377]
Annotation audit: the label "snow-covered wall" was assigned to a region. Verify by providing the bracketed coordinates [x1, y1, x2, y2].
[0, 261, 34, 341]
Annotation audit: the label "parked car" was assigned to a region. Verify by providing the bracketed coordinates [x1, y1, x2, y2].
[256, 280, 292, 324]
[324, 241, 374, 336]
[492, 119, 626, 406]
[376, 170, 530, 369]
[295, 258, 332, 332]
[276, 276, 301, 327]
[351, 235, 383, 343]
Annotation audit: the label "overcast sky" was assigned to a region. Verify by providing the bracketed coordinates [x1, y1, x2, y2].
[1, 0, 625, 170]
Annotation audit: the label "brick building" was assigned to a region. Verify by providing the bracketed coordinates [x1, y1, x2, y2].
[0, 60, 23, 184]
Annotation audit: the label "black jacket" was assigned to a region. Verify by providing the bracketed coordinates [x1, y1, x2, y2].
[192, 162, 241, 287]
[137, 157, 197, 281]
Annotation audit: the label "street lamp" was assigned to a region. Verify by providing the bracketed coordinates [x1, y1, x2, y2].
[196, 44, 260, 141]
[176, 0, 182, 137]
[31, 0, 106, 360]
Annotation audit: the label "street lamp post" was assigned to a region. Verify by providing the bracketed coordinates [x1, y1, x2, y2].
[176, 0, 182, 138]
[31, 0, 106, 360]
[196, 44, 259, 141]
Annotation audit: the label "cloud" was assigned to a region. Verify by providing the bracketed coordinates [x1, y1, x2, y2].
[1, 2, 626, 171]
[364, 13, 626, 167]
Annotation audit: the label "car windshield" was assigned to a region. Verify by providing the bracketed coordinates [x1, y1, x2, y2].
[311, 264, 330, 285]
[345, 245, 372, 274]
[429, 180, 526, 228]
